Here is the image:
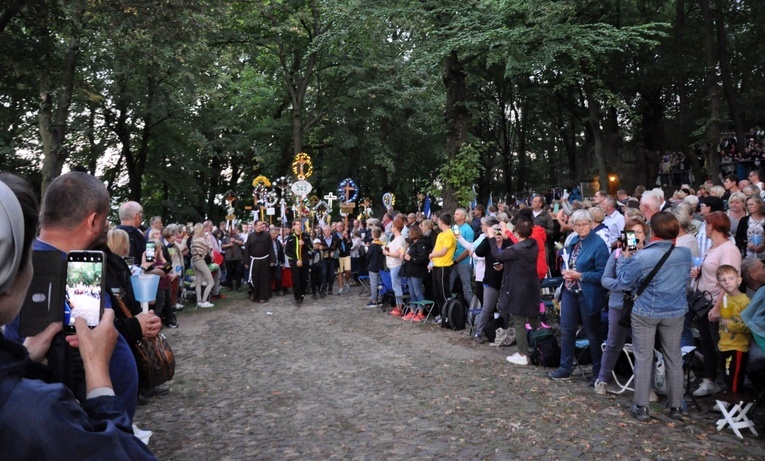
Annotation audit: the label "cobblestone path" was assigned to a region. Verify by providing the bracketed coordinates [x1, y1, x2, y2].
[135, 288, 765, 460]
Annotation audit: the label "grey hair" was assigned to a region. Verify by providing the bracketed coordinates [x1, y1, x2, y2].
[670, 206, 695, 233]
[570, 209, 593, 225]
[481, 216, 499, 227]
[683, 194, 699, 208]
[641, 191, 661, 212]
[118, 201, 142, 222]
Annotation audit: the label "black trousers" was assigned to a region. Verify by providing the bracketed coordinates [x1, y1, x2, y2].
[226, 260, 243, 290]
[431, 265, 452, 315]
[321, 259, 336, 293]
[291, 262, 310, 301]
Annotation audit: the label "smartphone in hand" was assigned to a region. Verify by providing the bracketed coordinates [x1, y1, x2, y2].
[63, 251, 106, 333]
[19, 251, 66, 337]
[145, 241, 156, 262]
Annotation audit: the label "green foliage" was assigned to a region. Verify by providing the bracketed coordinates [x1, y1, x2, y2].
[432, 143, 484, 207]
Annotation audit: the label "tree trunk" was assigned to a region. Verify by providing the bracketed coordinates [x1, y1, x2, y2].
[502, 83, 514, 195]
[583, 78, 608, 190]
[675, 0, 702, 180]
[714, 0, 745, 154]
[699, 0, 722, 181]
[39, 0, 84, 196]
[442, 50, 469, 211]
[515, 93, 529, 193]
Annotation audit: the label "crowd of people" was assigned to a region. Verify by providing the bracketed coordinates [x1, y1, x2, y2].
[3, 166, 765, 459]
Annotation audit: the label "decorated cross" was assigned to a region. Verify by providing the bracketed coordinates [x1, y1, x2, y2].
[296, 157, 308, 175]
[324, 192, 338, 210]
[342, 183, 355, 201]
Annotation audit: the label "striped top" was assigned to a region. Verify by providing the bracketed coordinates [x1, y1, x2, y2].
[191, 237, 210, 262]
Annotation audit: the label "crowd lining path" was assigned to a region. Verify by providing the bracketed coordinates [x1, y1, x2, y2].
[135, 287, 765, 460]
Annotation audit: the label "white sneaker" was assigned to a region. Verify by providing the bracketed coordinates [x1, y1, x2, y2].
[198, 301, 214, 309]
[132, 424, 153, 445]
[594, 380, 607, 395]
[506, 353, 528, 366]
[692, 378, 721, 397]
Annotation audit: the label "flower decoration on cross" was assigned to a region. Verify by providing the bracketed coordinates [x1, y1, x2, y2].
[337, 178, 359, 204]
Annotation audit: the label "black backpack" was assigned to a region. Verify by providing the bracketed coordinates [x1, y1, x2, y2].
[528, 328, 561, 368]
[441, 298, 467, 331]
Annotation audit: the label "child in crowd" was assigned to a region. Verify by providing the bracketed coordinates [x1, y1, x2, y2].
[716, 265, 753, 393]
[366, 227, 385, 307]
[310, 238, 323, 300]
[350, 229, 364, 279]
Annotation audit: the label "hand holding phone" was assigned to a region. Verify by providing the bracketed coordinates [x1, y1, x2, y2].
[64, 251, 106, 334]
[145, 241, 156, 262]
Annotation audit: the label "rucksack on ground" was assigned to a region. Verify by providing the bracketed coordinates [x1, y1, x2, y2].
[441, 298, 466, 331]
[528, 328, 561, 368]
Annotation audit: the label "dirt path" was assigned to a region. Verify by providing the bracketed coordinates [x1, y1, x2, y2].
[135, 288, 765, 460]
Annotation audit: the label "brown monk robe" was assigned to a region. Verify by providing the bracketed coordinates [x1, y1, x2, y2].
[243, 221, 276, 302]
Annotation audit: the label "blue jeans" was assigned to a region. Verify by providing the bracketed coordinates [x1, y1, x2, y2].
[390, 265, 404, 305]
[369, 271, 380, 303]
[450, 262, 473, 301]
[407, 276, 424, 304]
[475, 284, 500, 338]
[559, 287, 602, 377]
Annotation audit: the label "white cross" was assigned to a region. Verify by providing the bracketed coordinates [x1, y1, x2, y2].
[324, 192, 338, 210]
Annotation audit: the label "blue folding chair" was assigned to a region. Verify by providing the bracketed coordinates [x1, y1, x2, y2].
[379, 270, 409, 313]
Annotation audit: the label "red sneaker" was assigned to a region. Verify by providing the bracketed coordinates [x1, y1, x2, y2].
[389, 307, 402, 316]
[402, 312, 415, 320]
[412, 313, 426, 322]
[212, 294, 227, 300]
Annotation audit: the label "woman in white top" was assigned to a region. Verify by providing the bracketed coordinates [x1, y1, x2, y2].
[383, 218, 407, 316]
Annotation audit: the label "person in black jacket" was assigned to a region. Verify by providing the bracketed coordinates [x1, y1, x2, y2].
[472, 217, 511, 343]
[365, 227, 385, 307]
[316, 225, 340, 297]
[488, 219, 541, 366]
[401, 224, 430, 321]
[284, 220, 313, 304]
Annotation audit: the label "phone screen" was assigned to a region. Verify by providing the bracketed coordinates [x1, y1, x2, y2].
[626, 230, 638, 252]
[64, 251, 105, 332]
[553, 202, 560, 214]
[146, 241, 156, 262]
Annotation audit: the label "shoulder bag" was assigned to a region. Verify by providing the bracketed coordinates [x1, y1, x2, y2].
[115, 295, 176, 390]
[618, 245, 675, 329]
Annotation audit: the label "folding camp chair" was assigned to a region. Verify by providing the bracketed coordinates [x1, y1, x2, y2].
[408, 300, 436, 323]
[379, 270, 409, 313]
[356, 275, 371, 297]
[572, 339, 592, 381]
[715, 392, 760, 439]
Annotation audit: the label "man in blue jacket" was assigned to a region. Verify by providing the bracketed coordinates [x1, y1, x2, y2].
[0, 172, 156, 460]
[5, 172, 140, 420]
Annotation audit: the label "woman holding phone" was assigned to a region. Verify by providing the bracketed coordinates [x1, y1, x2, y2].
[617, 212, 691, 421]
[594, 218, 653, 397]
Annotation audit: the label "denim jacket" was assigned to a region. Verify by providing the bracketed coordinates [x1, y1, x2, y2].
[616, 240, 691, 318]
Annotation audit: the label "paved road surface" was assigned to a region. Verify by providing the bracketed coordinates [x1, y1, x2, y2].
[135, 288, 765, 460]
